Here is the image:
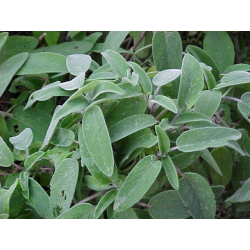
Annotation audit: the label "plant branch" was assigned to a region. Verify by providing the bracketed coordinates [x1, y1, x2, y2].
[222, 96, 242, 103]
[170, 106, 186, 125]
[137, 201, 151, 208]
[12, 162, 25, 171]
[0, 111, 13, 118]
[155, 109, 168, 120]
[175, 166, 184, 178]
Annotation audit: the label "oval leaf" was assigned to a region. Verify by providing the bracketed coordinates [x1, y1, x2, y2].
[152, 69, 181, 87]
[0, 136, 14, 167]
[82, 105, 114, 177]
[176, 127, 242, 152]
[9, 128, 33, 151]
[150, 95, 177, 113]
[173, 112, 211, 125]
[66, 54, 92, 76]
[155, 125, 170, 154]
[178, 172, 216, 219]
[238, 92, 250, 123]
[114, 155, 162, 212]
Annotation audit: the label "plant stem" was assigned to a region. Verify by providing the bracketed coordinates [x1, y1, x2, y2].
[170, 106, 186, 125]
[214, 112, 229, 127]
[75, 190, 111, 205]
[155, 109, 168, 120]
[0, 111, 13, 118]
[222, 96, 242, 103]
[168, 146, 180, 152]
[175, 166, 184, 178]
[137, 202, 151, 208]
[12, 162, 25, 171]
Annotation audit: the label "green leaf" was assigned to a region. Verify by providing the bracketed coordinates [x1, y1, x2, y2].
[103, 31, 129, 52]
[211, 185, 225, 199]
[127, 61, 152, 95]
[115, 128, 157, 167]
[0, 52, 28, 97]
[172, 151, 200, 170]
[0, 136, 14, 167]
[173, 112, 211, 125]
[114, 155, 162, 212]
[106, 96, 147, 127]
[214, 71, 250, 89]
[223, 63, 250, 74]
[24, 151, 45, 170]
[82, 105, 114, 177]
[150, 95, 177, 113]
[56, 203, 94, 219]
[108, 114, 158, 143]
[0, 114, 11, 148]
[95, 189, 117, 218]
[200, 149, 222, 176]
[176, 127, 242, 152]
[152, 31, 182, 71]
[203, 31, 235, 73]
[186, 45, 220, 80]
[226, 177, 250, 203]
[202, 66, 217, 90]
[238, 92, 250, 123]
[155, 125, 170, 154]
[50, 128, 75, 147]
[32, 41, 93, 56]
[9, 128, 33, 150]
[149, 190, 190, 219]
[17, 52, 68, 75]
[209, 147, 233, 186]
[178, 172, 216, 219]
[101, 49, 129, 78]
[177, 53, 204, 109]
[162, 156, 179, 190]
[59, 72, 85, 91]
[194, 90, 222, 117]
[0, 32, 8, 51]
[6, 106, 52, 143]
[91, 81, 124, 100]
[50, 158, 79, 217]
[66, 54, 91, 76]
[0, 35, 37, 64]
[152, 69, 181, 87]
[28, 178, 51, 219]
[114, 208, 138, 219]
[84, 175, 111, 191]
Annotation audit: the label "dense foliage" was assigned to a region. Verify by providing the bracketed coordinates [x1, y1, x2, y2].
[1, 31, 250, 219]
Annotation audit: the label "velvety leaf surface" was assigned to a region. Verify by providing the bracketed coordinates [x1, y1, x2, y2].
[155, 125, 170, 154]
[238, 92, 250, 123]
[152, 69, 181, 87]
[114, 155, 161, 212]
[9, 128, 33, 150]
[173, 112, 211, 125]
[0, 136, 14, 167]
[150, 95, 177, 113]
[114, 207, 138, 219]
[66, 54, 91, 76]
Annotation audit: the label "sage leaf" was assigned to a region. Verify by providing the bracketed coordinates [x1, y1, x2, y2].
[177, 53, 204, 109]
[9, 128, 33, 150]
[0, 52, 28, 97]
[172, 151, 200, 170]
[150, 95, 177, 113]
[56, 203, 94, 219]
[102, 31, 129, 52]
[149, 190, 190, 219]
[173, 112, 211, 125]
[66, 54, 91, 76]
[114, 208, 138, 219]
[108, 114, 158, 143]
[24, 151, 45, 170]
[155, 125, 170, 154]
[82, 105, 114, 177]
[50, 158, 79, 217]
[178, 172, 216, 219]
[176, 127, 242, 152]
[0, 136, 14, 167]
[50, 128, 75, 147]
[0, 32, 8, 51]
[114, 155, 162, 212]
[238, 92, 250, 123]
[102, 49, 129, 78]
[162, 156, 179, 190]
[152, 69, 181, 87]
[59, 72, 85, 90]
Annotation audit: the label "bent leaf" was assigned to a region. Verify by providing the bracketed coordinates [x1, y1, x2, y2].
[0, 136, 14, 167]
[150, 95, 177, 113]
[114, 155, 162, 212]
[9, 128, 33, 150]
[82, 105, 114, 177]
[238, 92, 250, 123]
[66, 54, 92, 76]
[176, 127, 242, 152]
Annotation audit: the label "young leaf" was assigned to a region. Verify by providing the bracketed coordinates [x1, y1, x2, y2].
[155, 125, 170, 154]
[108, 114, 158, 143]
[152, 69, 181, 87]
[114, 155, 162, 212]
[177, 53, 204, 109]
[194, 90, 221, 117]
[0, 52, 28, 97]
[66, 54, 91, 76]
[176, 127, 242, 152]
[24, 151, 45, 170]
[95, 189, 117, 219]
[101, 49, 129, 78]
[149, 190, 190, 219]
[202, 66, 216, 90]
[238, 92, 250, 123]
[178, 172, 216, 219]
[28, 178, 51, 219]
[82, 105, 114, 177]
[9, 128, 33, 151]
[162, 156, 179, 190]
[127, 61, 152, 95]
[50, 158, 79, 216]
[56, 203, 94, 219]
[59, 72, 85, 90]
[17, 52, 68, 75]
[150, 95, 177, 113]
[226, 177, 250, 203]
[0, 136, 14, 167]
[203, 31, 235, 73]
